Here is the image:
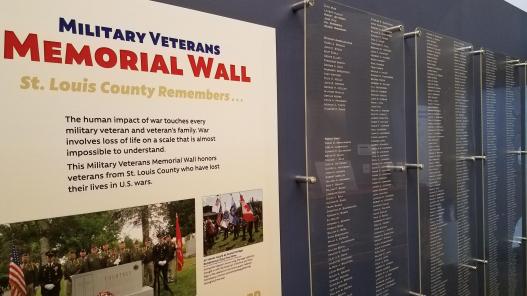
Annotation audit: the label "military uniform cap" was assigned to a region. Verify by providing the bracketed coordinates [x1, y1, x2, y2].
[45, 250, 56, 257]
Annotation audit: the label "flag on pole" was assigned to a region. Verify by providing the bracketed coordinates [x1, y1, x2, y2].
[221, 203, 230, 228]
[212, 197, 221, 213]
[175, 214, 184, 271]
[9, 244, 27, 296]
[216, 201, 223, 226]
[240, 194, 255, 222]
[230, 196, 238, 225]
[230, 196, 236, 213]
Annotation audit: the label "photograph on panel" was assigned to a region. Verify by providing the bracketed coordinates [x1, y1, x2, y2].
[202, 189, 263, 256]
[0, 198, 196, 296]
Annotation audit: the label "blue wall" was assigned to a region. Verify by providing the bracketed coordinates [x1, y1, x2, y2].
[157, 0, 527, 295]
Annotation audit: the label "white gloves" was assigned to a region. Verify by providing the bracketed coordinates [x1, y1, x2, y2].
[158, 260, 167, 266]
[114, 258, 121, 265]
[44, 284, 55, 290]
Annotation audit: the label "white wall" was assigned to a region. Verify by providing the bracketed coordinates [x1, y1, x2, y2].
[505, 0, 527, 12]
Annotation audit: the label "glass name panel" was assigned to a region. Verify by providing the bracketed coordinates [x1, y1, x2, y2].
[306, 1, 408, 295]
[482, 50, 525, 296]
[414, 28, 479, 296]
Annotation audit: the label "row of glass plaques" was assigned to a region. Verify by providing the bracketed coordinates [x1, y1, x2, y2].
[305, 1, 527, 295]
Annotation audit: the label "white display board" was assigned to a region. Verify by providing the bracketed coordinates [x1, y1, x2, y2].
[0, 1, 280, 295]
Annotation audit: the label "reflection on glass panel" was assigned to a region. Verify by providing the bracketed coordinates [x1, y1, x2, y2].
[482, 51, 525, 296]
[414, 28, 479, 296]
[305, 2, 525, 295]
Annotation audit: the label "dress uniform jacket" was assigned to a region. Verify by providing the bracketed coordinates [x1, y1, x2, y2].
[39, 262, 62, 296]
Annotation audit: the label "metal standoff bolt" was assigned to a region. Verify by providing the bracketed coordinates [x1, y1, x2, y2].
[291, 0, 314, 11]
[468, 49, 485, 55]
[513, 62, 527, 67]
[409, 292, 426, 296]
[404, 30, 421, 38]
[514, 236, 527, 241]
[472, 258, 488, 264]
[455, 46, 473, 52]
[473, 155, 486, 161]
[383, 25, 403, 34]
[509, 240, 522, 244]
[506, 59, 521, 64]
[295, 175, 317, 184]
[385, 165, 406, 172]
[460, 264, 478, 271]
[405, 163, 424, 170]
[508, 150, 527, 155]
[459, 156, 476, 162]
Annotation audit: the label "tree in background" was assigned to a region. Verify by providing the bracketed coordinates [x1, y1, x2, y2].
[0, 199, 197, 277]
[0, 210, 121, 270]
[165, 199, 195, 238]
[114, 205, 153, 243]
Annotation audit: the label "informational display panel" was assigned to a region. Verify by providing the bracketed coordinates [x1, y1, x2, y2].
[482, 50, 525, 296]
[414, 28, 479, 296]
[0, 1, 280, 295]
[306, 1, 409, 295]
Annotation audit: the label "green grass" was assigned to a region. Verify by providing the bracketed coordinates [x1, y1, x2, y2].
[205, 228, 263, 256]
[34, 257, 196, 296]
[163, 256, 196, 296]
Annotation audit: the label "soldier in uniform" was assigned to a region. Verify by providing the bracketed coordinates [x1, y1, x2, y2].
[79, 248, 87, 261]
[247, 220, 254, 243]
[78, 248, 87, 273]
[82, 244, 104, 272]
[232, 214, 240, 240]
[131, 240, 143, 262]
[118, 241, 132, 265]
[142, 239, 154, 287]
[21, 252, 38, 296]
[39, 251, 62, 296]
[109, 247, 119, 266]
[153, 232, 173, 295]
[166, 235, 177, 283]
[254, 213, 260, 233]
[63, 249, 82, 296]
[100, 243, 111, 268]
[241, 219, 247, 241]
[204, 217, 216, 255]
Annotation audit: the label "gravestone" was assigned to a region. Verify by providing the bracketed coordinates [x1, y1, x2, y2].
[72, 261, 153, 296]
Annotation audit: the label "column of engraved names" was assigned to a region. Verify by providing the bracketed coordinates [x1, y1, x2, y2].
[322, 3, 354, 295]
[454, 41, 471, 296]
[426, 32, 447, 296]
[370, 17, 397, 296]
[325, 137, 354, 295]
[323, 3, 351, 112]
[505, 61, 518, 295]
[484, 52, 499, 296]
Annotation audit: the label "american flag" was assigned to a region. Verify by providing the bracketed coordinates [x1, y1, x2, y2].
[9, 245, 26, 296]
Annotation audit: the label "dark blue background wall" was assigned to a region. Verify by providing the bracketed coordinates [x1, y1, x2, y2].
[157, 0, 527, 295]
